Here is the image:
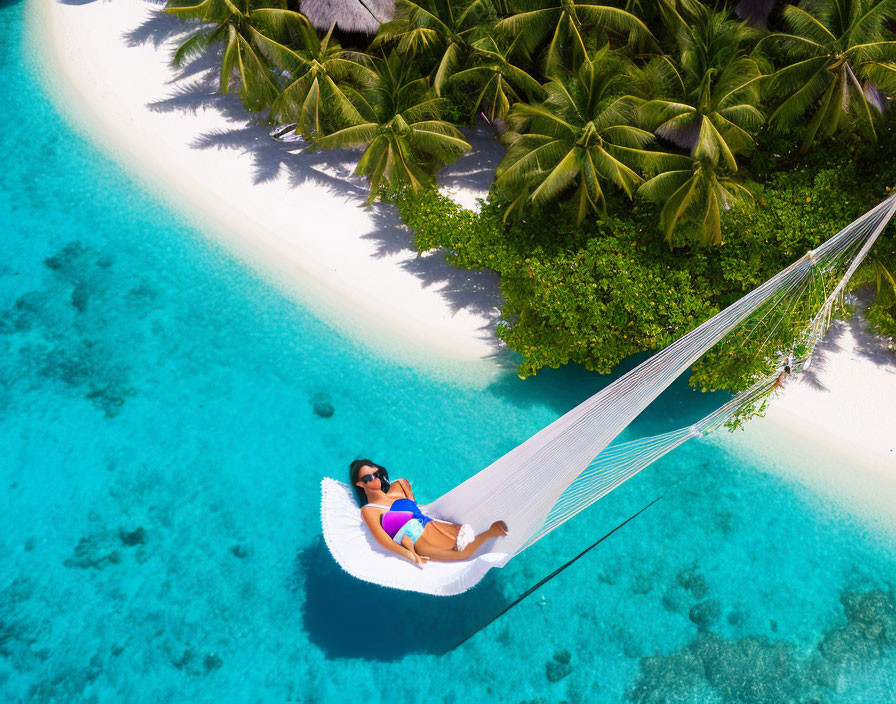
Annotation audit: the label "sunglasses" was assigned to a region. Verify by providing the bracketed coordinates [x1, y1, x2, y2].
[358, 469, 385, 484]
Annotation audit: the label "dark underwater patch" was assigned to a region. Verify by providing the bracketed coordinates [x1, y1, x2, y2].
[628, 587, 896, 704]
[2, 241, 140, 417]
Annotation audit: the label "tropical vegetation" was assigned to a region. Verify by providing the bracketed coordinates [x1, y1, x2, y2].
[164, 0, 896, 387]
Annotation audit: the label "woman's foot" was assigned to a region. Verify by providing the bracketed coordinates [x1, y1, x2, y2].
[487, 520, 508, 539]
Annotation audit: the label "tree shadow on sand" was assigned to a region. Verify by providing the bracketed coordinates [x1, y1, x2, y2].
[436, 125, 507, 204]
[121, 0, 176, 49]
[295, 535, 511, 660]
[795, 289, 896, 392]
[121, 7, 509, 357]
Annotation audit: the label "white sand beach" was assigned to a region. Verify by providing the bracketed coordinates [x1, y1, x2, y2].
[38, 0, 896, 516]
[766, 307, 895, 468]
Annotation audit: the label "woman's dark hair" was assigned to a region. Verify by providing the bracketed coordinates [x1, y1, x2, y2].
[349, 459, 389, 506]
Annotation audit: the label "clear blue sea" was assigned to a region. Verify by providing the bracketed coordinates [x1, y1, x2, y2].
[2, 2, 895, 702]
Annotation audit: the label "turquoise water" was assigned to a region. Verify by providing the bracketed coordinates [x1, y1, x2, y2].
[3, 1, 896, 701]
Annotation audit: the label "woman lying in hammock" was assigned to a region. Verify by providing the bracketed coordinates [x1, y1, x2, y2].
[350, 459, 508, 569]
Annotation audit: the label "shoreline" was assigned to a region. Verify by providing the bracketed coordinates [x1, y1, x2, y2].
[36, 0, 896, 523]
[35, 0, 507, 385]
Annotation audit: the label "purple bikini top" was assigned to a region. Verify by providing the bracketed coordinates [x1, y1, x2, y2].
[367, 498, 432, 538]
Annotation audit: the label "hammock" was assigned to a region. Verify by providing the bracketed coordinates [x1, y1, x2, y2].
[320, 194, 896, 596]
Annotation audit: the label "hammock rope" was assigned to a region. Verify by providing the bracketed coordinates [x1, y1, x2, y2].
[320, 194, 896, 596]
[451, 495, 665, 651]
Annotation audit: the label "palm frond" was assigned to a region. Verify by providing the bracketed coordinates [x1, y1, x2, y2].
[780, 5, 838, 44]
[313, 123, 378, 149]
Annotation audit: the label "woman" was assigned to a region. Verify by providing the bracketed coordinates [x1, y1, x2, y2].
[772, 365, 792, 390]
[350, 459, 508, 569]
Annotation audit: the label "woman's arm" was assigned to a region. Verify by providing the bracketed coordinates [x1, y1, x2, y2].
[396, 478, 415, 501]
[359, 508, 417, 562]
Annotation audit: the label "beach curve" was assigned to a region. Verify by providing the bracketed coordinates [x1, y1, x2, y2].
[35, 0, 506, 382]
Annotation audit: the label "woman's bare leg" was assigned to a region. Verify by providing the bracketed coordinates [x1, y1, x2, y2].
[430, 521, 460, 541]
[418, 522, 456, 550]
[416, 521, 507, 562]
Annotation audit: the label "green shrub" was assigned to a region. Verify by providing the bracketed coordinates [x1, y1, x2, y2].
[385, 136, 896, 389]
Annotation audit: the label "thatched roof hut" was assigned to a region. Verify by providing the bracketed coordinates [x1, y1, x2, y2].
[299, 0, 395, 35]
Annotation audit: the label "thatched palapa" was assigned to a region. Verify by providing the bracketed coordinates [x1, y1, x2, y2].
[299, 0, 395, 35]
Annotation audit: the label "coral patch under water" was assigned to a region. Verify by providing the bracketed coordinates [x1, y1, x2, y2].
[629, 588, 896, 704]
[0, 240, 145, 417]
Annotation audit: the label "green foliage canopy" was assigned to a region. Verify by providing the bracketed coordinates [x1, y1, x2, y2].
[256, 20, 377, 139]
[495, 51, 674, 223]
[166, 0, 290, 111]
[388, 138, 896, 383]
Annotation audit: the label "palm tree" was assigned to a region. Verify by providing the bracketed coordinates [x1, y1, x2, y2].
[448, 32, 544, 122]
[639, 5, 764, 173]
[631, 5, 761, 243]
[638, 155, 752, 244]
[370, 0, 483, 95]
[312, 53, 472, 200]
[757, 0, 896, 150]
[494, 51, 671, 222]
[165, 0, 293, 112]
[495, 0, 655, 74]
[252, 18, 377, 139]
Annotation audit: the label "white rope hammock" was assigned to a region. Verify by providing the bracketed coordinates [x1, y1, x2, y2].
[320, 194, 896, 596]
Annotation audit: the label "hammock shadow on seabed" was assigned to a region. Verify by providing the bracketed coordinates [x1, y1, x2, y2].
[296, 535, 509, 659]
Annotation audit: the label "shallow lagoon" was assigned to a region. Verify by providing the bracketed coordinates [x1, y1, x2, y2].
[2, 2, 896, 701]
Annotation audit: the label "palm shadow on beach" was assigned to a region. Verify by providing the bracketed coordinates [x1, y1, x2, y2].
[295, 535, 511, 660]
[123, 8, 510, 362]
[793, 290, 896, 392]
